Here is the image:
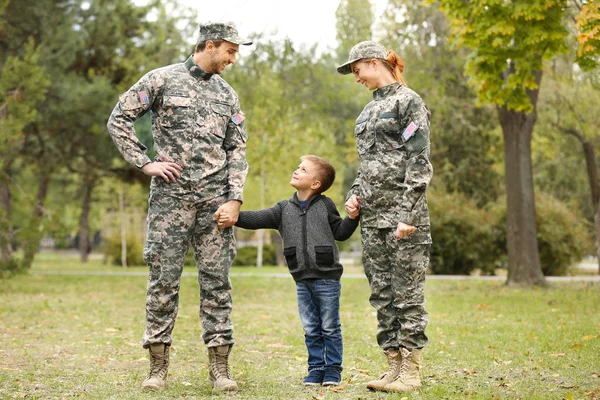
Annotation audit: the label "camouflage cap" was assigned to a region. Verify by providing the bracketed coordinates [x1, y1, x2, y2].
[337, 41, 387, 75]
[198, 22, 252, 46]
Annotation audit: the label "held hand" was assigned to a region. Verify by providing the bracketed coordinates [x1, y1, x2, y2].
[394, 222, 416, 239]
[141, 162, 183, 183]
[213, 200, 242, 229]
[345, 195, 360, 219]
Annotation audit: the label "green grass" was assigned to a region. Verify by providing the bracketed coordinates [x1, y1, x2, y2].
[0, 254, 599, 399]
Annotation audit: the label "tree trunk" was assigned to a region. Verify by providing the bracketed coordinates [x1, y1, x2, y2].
[271, 230, 285, 267]
[79, 176, 94, 263]
[498, 73, 547, 286]
[0, 178, 13, 262]
[579, 138, 600, 274]
[559, 128, 600, 274]
[21, 172, 51, 268]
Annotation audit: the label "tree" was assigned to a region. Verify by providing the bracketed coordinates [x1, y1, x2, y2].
[0, 39, 49, 263]
[335, 0, 375, 63]
[433, 0, 599, 286]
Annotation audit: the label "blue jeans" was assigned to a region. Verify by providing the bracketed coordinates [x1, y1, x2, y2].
[296, 279, 343, 373]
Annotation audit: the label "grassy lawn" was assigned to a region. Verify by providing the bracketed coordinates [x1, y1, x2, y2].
[1, 254, 599, 399]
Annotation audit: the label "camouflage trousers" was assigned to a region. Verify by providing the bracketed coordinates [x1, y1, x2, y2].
[141, 191, 236, 349]
[361, 227, 430, 350]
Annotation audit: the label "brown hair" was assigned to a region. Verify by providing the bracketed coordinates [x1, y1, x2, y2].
[301, 155, 336, 194]
[383, 49, 405, 84]
[195, 39, 224, 53]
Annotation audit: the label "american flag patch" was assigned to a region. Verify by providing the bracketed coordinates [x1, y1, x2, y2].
[232, 113, 245, 125]
[402, 121, 418, 142]
[139, 91, 149, 104]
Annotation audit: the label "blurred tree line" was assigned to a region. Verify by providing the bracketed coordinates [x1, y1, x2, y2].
[0, 0, 598, 283]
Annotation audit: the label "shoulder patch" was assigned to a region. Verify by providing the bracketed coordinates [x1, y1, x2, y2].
[401, 121, 418, 142]
[232, 113, 245, 125]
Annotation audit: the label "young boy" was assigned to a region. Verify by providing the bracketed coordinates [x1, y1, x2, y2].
[217, 155, 359, 386]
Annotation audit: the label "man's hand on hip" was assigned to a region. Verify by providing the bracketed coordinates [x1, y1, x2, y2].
[141, 162, 183, 183]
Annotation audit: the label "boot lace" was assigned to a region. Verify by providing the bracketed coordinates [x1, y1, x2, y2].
[148, 346, 169, 379]
[211, 350, 232, 379]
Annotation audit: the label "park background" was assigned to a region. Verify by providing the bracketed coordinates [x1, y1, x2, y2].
[1, 0, 600, 399]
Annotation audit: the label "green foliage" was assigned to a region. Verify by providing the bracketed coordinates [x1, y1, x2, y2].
[494, 193, 592, 276]
[0, 38, 49, 154]
[335, 0, 374, 63]
[429, 189, 502, 275]
[434, 0, 570, 112]
[233, 244, 277, 267]
[0, 257, 24, 279]
[102, 232, 144, 267]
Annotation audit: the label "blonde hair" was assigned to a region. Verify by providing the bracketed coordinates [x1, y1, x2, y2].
[383, 49, 405, 85]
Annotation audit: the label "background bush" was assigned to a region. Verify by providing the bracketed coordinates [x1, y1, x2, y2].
[233, 244, 277, 267]
[493, 193, 592, 276]
[429, 189, 503, 275]
[102, 233, 144, 266]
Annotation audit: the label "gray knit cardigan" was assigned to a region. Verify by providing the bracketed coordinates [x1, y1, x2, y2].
[235, 193, 359, 281]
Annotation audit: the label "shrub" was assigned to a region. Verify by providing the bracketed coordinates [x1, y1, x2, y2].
[493, 193, 592, 276]
[429, 189, 503, 275]
[0, 257, 25, 279]
[233, 244, 277, 267]
[102, 233, 144, 266]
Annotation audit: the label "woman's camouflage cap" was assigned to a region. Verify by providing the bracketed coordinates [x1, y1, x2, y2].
[337, 41, 387, 75]
[198, 22, 252, 46]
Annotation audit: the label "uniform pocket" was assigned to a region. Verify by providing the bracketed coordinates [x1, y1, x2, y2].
[375, 112, 403, 150]
[143, 231, 163, 265]
[354, 119, 374, 155]
[161, 95, 192, 129]
[283, 246, 298, 271]
[315, 245, 335, 268]
[209, 101, 231, 133]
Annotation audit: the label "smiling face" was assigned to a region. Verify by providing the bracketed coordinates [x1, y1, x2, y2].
[351, 59, 382, 90]
[290, 159, 321, 192]
[206, 41, 239, 74]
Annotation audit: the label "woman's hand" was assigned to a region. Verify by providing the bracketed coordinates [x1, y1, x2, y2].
[394, 222, 416, 239]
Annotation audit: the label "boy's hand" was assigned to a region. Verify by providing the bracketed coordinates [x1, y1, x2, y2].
[394, 222, 416, 239]
[345, 195, 360, 219]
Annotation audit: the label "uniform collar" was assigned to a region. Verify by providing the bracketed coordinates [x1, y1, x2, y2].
[185, 55, 214, 81]
[373, 82, 402, 100]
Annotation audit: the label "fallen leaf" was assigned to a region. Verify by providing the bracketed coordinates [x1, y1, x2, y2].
[583, 335, 598, 341]
[550, 353, 565, 357]
[572, 343, 583, 348]
[476, 304, 489, 310]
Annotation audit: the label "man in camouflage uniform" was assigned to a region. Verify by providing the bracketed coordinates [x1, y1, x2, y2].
[106, 22, 251, 392]
[338, 41, 433, 393]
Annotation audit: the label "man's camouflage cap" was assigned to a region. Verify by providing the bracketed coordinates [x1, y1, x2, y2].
[337, 41, 387, 75]
[198, 22, 252, 46]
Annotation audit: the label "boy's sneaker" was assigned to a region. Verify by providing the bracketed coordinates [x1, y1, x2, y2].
[303, 369, 325, 386]
[322, 369, 341, 386]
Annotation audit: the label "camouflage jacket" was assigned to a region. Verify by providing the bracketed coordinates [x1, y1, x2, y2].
[107, 55, 248, 202]
[348, 82, 433, 240]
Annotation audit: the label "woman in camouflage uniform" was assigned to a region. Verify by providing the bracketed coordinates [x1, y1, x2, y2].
[337, 41, 433, 393]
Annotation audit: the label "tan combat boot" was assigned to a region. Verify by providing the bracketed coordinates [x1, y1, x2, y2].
[383, 348, 422, 392]
[208, 345, 238, 391]
[141, 344, 169, 390]
[366, 348, 403, 391]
